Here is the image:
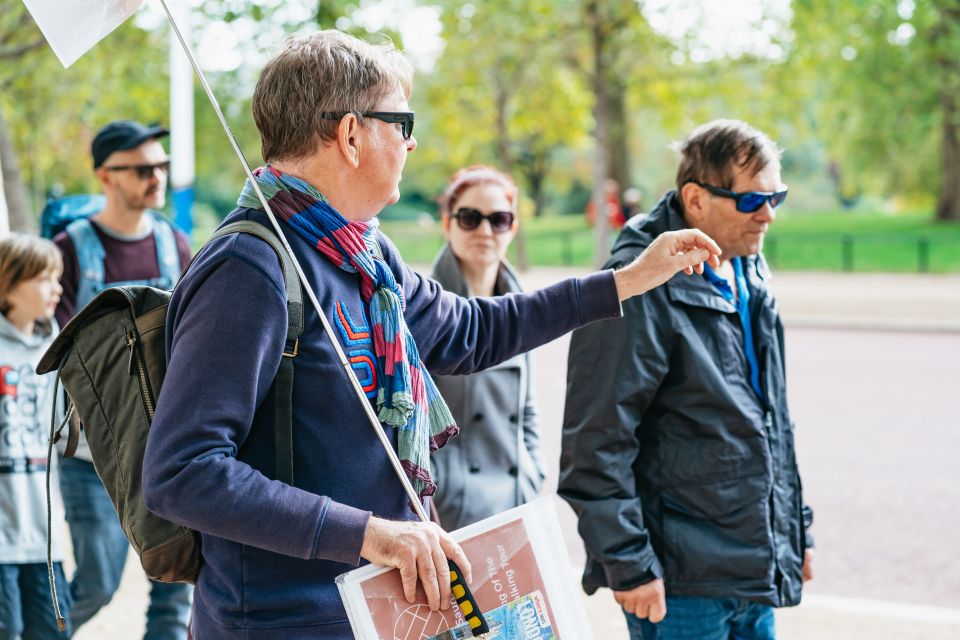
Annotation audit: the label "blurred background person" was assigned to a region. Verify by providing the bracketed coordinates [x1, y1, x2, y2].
[429, 165, 545, 530]
[53, 120, 193, 640]
[623, 186, 644, 221]
[585, 178, 626, 230]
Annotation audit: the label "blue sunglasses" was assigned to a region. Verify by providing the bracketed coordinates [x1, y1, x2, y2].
[694, 181, 788, 213]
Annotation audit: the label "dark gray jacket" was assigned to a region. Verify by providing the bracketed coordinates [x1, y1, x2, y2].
[559, 192, 813, 607]
[430, 246, 545, 530]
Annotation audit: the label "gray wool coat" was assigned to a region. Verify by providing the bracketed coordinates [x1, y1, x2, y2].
[429, 245, 546, 531]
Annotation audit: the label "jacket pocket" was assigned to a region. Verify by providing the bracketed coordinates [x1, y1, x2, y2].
[660, 473, 773, 585]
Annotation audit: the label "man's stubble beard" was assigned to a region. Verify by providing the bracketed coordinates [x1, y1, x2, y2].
[120, 183, 164, 213]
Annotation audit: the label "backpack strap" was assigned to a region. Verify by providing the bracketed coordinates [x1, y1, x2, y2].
[46, 353, 71, 631]
[66, 218, 106, 309]
[201, 221, 303, 485]
[150, 213, 182, 289]
[67, 214, 181, 307]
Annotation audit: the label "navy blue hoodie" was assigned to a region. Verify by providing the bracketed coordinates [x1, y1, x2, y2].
[142, 207, 621, 639]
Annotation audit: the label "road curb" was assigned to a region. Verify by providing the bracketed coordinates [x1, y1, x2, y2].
[783, 314, 960, 334]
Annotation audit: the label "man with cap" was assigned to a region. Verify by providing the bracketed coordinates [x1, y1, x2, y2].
[54, 120, 192, 323]
[53, 120, 193, 639]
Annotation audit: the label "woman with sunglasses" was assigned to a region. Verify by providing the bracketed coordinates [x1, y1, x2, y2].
[428, 165, 544, 530]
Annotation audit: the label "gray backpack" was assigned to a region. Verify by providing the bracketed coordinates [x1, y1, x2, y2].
[37, 220, 303, 590]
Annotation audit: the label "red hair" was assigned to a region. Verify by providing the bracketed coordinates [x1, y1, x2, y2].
[439, 165, 518, 216]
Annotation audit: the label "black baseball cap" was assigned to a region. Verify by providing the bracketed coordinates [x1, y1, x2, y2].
[92, 120, 169, 169]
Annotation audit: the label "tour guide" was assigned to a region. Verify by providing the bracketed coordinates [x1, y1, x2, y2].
[142, 29, 721, 639]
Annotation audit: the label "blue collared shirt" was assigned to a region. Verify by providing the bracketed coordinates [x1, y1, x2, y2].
[703, 258, 764, 401]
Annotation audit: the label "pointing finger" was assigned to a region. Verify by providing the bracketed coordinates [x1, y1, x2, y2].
[675, 248, 710, 273]
[687, 228, 721, 256]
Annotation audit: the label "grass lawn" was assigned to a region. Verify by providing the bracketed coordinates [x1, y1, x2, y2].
[380, 210, 960, 273]
[763, 210, 960, 272]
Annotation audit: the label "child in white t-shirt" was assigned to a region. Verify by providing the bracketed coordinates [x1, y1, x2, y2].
[0, 233, 71, 639]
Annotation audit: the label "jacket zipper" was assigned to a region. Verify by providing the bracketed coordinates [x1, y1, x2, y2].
[126, 330, 155, 421]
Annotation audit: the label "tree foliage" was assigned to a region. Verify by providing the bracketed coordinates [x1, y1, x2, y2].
[4, 0, 956, 237]
[414, 0, 592, 218]
[786, 0, 960, 219]
[1, 7, 169, 224]
[1, 3, 49, 230]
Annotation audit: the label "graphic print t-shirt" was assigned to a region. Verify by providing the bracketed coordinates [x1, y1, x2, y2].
[0, 313, 65, 563]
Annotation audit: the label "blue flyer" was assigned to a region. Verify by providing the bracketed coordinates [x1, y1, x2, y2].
[428, 591, 556, 640]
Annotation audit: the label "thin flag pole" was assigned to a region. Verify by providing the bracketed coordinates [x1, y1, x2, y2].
[156, 0, 429, 523]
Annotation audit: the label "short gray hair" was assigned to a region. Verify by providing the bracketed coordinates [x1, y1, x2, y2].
[674, 119, 781, 192]
[252, 29, 413, 163]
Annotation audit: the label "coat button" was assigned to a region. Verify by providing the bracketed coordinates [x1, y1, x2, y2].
[508, 466, 518, 477]
[473, 412, 484, 421]
[509, 414, 518, 423]
[469, 465, 481, 474]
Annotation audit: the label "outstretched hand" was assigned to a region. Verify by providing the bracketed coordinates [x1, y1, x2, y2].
[360, 517, 472, 612]
[613, 229, 722, 301]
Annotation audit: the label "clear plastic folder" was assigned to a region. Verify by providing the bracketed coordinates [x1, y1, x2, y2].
[336, 497, 593, 640]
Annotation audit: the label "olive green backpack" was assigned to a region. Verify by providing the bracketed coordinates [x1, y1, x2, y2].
[36, 220, 303, 626]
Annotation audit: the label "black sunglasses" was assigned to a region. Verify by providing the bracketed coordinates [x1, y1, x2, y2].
[103, 160, 170, 180]
[451, 207, 516, 233]
[321, 111, 415, 140]
[694, 181, 788, 213]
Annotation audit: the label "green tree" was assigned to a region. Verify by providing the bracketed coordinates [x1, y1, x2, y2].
[422, 0, 591, 216]
[1, 9, 169, 225]
[554, 0, 676, 263]
[419, 1, 677, 266]
[579, 0, 644, 264]
[787, 0, 960, 220]
[0, 5, 46, 231]
[418, 0, 594, 267]
[1, 1, 385, 228]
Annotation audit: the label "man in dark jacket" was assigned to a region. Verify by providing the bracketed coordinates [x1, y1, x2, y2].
[560, 119, 813, 640]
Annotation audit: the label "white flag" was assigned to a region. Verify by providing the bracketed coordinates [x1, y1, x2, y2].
[22, 0, 144, 68]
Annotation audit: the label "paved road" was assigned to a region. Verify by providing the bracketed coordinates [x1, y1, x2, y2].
[70, 270, 960, 639]
[519, 269, 960, 639]
[537, 326, 960, 603]
[531, 325, 960, 639]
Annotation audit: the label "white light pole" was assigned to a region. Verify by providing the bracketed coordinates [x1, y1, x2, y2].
[169, 0, 195, 236]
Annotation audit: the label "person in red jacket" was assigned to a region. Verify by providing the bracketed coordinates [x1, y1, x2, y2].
[585, 178, 627, 230]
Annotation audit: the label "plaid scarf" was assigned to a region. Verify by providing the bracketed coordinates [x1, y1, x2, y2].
[238, 166, 458, 497]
